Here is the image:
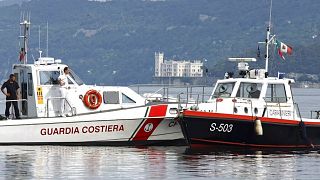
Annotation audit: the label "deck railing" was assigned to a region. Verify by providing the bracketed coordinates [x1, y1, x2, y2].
[0, 99, 27, 119]
[175, 92, 304, 120]
[46, 97, 75, 117]
[130, 84, 212, 104]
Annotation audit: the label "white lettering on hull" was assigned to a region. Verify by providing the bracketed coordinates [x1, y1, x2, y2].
[269, 109, 292, 117]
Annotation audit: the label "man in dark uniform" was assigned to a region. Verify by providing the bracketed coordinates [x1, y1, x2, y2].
[1, 74, 20, 119]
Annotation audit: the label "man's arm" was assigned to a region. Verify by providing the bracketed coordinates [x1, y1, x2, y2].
[1, 83, 9, 97]
[16, 82, 20, 99]
[16, 88, 20, 99]
[58, 76, 64, 86]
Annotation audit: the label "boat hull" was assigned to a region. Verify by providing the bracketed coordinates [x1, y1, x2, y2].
[180, 110, 320, 150]
[0, 104, 185, 146]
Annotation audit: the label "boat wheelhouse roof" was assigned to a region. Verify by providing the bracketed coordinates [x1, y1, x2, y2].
[216, 77, 295, 84]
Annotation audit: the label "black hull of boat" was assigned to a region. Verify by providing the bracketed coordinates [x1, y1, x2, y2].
[180, 111, 320, 150]
[0, 139, 187, 146]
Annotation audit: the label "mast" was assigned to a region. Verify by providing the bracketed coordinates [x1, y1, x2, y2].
[265, 0, 273, 74]
[264, 0, 275, 77]
[46, 22, 49, 57]
[258, 0, 275, 77]
[19, 13, 31, 64]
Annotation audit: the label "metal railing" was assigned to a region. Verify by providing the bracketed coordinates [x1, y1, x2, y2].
[177, 92, 212, 109]
[176, 92, 304, 120]
[46, 97, 75, 117]
[0, 99, 27, 119]
[310, 110, 320, 119]
[130, 84, 211, 104]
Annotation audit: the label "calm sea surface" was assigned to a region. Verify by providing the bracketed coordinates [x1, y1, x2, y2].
[0, 88, 320, 179]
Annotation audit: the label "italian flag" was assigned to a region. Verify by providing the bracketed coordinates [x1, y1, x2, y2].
[275, 40, 293, 60]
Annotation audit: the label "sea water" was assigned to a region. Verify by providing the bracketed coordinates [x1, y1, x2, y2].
[0, 88, 319, 179]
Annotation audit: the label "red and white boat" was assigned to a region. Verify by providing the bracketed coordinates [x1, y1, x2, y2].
[0, 19, 186, 146]
[178, 2, 320, 150]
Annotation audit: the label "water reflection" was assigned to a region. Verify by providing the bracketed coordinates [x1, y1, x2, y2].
[183, 147, 319, 179]
[0, 146, 319, 179]
[3, 150, 33, 179]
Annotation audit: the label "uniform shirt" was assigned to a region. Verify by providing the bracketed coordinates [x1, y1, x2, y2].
[58, 74, 69, 88]
[1, 81, 19, 100]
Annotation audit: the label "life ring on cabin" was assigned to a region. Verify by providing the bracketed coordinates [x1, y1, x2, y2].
[83, 89, 102, 110]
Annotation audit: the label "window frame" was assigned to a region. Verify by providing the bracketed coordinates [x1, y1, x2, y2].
[236, 82, 262, 99]
[265, 83, 287, 103]
[103, 91, 120, 104]
[121, 93, 136, 104]
[212, 82, 236, 98]
[38, 70, 60, 85]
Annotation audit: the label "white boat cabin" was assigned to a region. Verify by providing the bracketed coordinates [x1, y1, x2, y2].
[11, 57, 146, 118]
[197, 69, 300, 120]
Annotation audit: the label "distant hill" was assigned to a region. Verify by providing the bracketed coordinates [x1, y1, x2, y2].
[0, 0, 28, 7]
[0, 0, 319, 85]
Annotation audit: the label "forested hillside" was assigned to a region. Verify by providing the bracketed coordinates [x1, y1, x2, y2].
[0, 0, 319, 85]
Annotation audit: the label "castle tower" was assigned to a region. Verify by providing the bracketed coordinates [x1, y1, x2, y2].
[154, 52, 164, 77]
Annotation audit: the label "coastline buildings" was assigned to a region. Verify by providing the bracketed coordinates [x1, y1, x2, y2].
[154, 52, 203, 78]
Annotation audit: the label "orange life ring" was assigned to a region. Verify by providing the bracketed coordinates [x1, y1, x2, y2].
[83, 89, 102, 109]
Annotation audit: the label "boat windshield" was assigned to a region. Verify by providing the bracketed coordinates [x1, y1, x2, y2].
[68, 69, 84, 85]
[236, 82, 262, 99]
[212, 82, 235, 98]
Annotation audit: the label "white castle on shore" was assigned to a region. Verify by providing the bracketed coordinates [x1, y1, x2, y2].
[154, 52, 203, 77]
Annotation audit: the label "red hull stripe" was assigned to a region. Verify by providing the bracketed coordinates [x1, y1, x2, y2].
[183, 110, 320, 125]
[132, 105, 168, 141]
[191, 138, 317, 148]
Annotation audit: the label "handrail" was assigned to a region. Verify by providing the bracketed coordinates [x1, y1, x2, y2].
[310, 110, 320, 119]
[130, 84, 211, 88]
[0, 99, 27, 103]
[130, 84, 212, 102]
[179, 92, 212, 103]
[177, 92, 183, 111]
[178, 92, 302, 120]
[0, 99, 28, 119]
[212, 96, 298, 119]
[46, 97, 74, 117]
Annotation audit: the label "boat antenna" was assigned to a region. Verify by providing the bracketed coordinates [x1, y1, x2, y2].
[38, 25, 42, 58]
[265, 0, 272, 74]
[259, 0, 275, 77]
[38, 25, 41, 51]
[46, 21, 49, 57]
[19, 12, 31, 64]
[265, 0, 275, 77]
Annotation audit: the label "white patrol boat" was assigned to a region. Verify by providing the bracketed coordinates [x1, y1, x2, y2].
[179, 2, 320, 150]
[0, 19, 186, 146]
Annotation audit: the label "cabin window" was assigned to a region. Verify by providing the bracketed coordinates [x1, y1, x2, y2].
[265, 84, 287, 103]
[103, 91, 120, 104]
[69, 69, 84, 85]
[39, 71, 60, 85]
[212, 82, 235, 98]
[27, 73, 33, 96]
[236, 82, 262, 99]
[122, 93, 136, 103]
[67, 77, 74, 85]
